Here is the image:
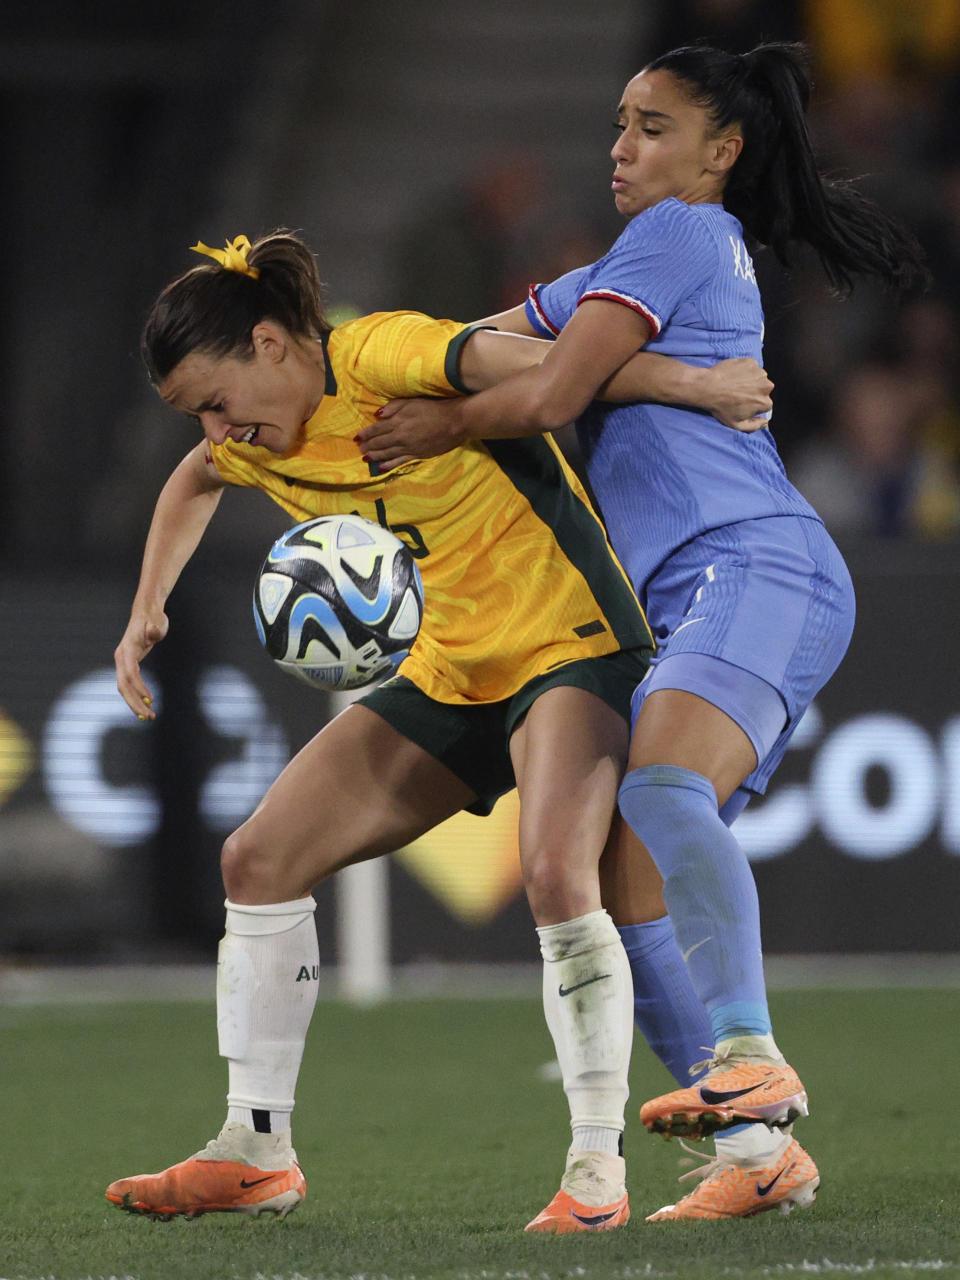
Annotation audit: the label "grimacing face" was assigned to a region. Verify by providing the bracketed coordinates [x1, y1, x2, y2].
[159, 323, 325, 454]
[610, 69, 741, 217]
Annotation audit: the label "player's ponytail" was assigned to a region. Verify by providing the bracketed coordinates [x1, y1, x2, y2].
[142, 229, 331, 383]
[646, 42, 929, 295]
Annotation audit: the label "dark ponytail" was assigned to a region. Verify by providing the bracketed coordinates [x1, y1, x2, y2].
[142, 229, 331, 383]
[647, 42, 929, 295]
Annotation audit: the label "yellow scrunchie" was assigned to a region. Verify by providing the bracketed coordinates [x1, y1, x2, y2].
[190, 234, 260, 279]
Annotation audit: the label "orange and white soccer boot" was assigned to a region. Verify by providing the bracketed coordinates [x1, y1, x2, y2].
[646, 1135, 819, 1220]
[639, 1044, 808, 1140]
[105, 1122, 306, 1220]
[525, 1149, 630, 1234]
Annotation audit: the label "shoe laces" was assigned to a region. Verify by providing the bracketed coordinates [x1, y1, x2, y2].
[688, 1044, 782, 1078]
[192, 1134, 241, 1162]
[675, 1140, 726, 1186]
[191, 1123, 294, 1168]
[674, 1134, 794, 1186]
[688, 1045, 730, 1078]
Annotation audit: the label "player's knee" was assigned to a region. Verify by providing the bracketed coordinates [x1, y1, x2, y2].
[220, 825, 278, 902]
[521, 848, 598, 924]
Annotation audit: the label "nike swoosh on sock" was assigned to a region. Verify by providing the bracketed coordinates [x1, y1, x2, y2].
[680, 936, 713, 963]
[558, 973, 612, 997]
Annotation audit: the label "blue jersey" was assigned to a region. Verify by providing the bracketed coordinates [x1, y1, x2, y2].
[524, 198, 822, 594]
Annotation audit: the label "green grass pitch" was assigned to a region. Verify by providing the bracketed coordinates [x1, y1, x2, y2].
[1, 988, 957, 1280]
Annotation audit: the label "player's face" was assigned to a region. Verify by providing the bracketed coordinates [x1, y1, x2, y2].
[610, 69, 738, 217]
[159, 329, 324, 453]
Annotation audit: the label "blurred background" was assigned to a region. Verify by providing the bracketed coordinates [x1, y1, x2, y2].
[2, 0, 959, 991]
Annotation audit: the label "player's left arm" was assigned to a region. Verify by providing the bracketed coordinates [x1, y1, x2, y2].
[456, 301, 643, 409]
[357, 300, 643, 466]
[358, 306, 771, 464]
[456, 329, 552, 388]
[602, 354, 772, 430]
[459, 327, 772, 424]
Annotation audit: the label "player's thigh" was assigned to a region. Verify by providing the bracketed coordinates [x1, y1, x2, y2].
[226, 703, 476, 897]
[510, 684, 628, 873]
[628, 688, 758, 808]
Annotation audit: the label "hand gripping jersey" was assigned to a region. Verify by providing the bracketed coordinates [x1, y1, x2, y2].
[210, 311, 652, 704]
[525, 198, 822, 595]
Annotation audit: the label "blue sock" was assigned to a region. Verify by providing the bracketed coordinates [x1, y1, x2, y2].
[710, 787, 757, 1139]
[618, 764, 771, 1042]
[617, 918, 713, 1085]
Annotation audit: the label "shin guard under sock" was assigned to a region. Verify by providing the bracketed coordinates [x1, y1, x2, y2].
[218, 897, 319, 1132]
[617, 917, 713, 1084]
[537, 910, 633, 1138]
[618, 766, 771, 1042]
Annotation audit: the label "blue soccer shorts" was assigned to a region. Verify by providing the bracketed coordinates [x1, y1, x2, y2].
[632, 515, 856, 793]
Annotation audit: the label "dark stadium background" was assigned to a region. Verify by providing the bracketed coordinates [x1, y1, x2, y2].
[2, 0, 959, 974]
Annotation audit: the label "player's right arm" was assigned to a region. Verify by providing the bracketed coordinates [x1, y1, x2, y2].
[114, 441, 227, 720]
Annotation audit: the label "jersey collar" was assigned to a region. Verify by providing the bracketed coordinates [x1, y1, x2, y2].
[319, 330, 338, 397]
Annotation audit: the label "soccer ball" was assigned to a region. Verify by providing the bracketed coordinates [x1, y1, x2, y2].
[253, 514, 425, 691]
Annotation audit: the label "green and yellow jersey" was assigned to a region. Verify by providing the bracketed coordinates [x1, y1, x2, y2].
[210, 310, 652, 704]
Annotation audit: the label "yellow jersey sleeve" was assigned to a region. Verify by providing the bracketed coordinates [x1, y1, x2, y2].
[349, 311, 481, 400]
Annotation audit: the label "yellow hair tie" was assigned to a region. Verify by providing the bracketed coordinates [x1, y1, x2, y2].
[190, 234, 260, 279]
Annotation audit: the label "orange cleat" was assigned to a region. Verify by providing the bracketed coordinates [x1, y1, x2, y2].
[525, 1150, 630, 1234]
[640, 1053, 808, 1140]
[105, 1122, 306, 1220]
[646, 1137, 819, 1220]
[525, 1187, 630, 1233]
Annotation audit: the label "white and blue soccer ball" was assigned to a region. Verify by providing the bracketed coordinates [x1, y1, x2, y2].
[253, 514, 424, 691]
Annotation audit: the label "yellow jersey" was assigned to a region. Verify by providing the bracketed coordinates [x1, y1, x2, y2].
[211, 310, 652, 704]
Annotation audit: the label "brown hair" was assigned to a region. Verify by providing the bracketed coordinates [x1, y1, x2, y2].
[141, 229, 331, 382]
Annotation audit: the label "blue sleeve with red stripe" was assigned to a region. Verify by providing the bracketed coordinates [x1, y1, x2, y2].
[524, 265, 593, 338]
[578, 199, 718, 337]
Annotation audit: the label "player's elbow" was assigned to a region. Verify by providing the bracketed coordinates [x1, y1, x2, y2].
[520, 383, 586, 433]
[532, 403, 577, 432]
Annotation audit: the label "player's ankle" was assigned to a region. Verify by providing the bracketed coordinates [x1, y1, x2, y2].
[715, 1032, 782, 1064]
[571, 1125, 621, 1157]
[226, 1106, 292, 1134]
[715, 1121, 791, 1164]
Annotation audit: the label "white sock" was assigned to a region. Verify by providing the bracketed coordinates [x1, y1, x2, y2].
[572, 1124, 622, 1156]
[537, 909, 633, 1136]
[217, 896, 319, 1133]
[715, 1122, 792, 1164]
[716, 1032, 783, 1063]
[226, 1106, 293, 1134]
[711, 1033, 789, 1163]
